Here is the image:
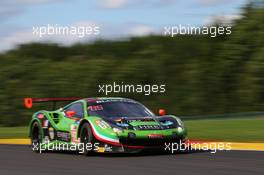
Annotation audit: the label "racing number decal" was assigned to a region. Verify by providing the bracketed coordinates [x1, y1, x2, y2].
[88, 105, 103, 111]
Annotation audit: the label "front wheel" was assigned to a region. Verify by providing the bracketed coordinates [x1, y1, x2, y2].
[80, 124, 96, 155]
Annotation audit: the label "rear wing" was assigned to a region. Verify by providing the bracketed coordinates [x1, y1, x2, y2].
[24, 97, 83, 109]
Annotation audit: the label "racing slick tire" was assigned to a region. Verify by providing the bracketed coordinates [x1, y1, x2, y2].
[30, 121, 42, 153]
[80, 123, 96, 155]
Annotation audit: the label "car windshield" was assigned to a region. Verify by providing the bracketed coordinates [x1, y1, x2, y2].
[87, 101, 154, 118]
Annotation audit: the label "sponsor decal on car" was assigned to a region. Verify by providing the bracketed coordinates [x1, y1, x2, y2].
[49, 127, 55, 140]
[137, 125, 161, 130]
[97, 147, 105, 153]
[95, 120, 110, 129]
[70, 125, 80, 143]
[57, 131, 70, 142]
[148, 134, 164, 139]
[43, 120, 49, 128]
[104, 145, 113, 152]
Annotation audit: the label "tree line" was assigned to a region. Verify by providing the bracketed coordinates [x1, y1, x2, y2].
[0, 6, 263, 126]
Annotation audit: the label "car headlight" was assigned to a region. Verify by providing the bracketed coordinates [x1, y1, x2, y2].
[113, 127, 123, 134]
[177, 126, 183, 133]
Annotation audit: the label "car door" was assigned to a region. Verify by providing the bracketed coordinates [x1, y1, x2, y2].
[56, 102, 84, 132]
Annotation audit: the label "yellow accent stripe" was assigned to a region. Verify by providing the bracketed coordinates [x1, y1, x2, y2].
[0, 139, 30, 145]
[0, 139, 264, 151]
[230, 142, 264, 151]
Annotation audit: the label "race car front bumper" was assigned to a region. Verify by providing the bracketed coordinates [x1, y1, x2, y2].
[95, 136, 187, 153]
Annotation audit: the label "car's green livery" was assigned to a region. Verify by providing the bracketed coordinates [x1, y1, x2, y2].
[28, 97, 187, 154]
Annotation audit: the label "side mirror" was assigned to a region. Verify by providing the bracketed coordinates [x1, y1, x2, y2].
[65, 110, 76, 117]
[158, 109, 166, 116]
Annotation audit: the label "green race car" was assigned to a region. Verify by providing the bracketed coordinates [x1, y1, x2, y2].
[26, 97, 187, 154]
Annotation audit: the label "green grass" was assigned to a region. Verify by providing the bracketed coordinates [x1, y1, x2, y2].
[0, 118, 263, 142]
[185, 118, 264, 142]
[0, 126, 28, 139]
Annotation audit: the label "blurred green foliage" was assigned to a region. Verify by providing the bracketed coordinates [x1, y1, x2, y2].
[1, 117, 264, 141]
[0, 6, 263, 126]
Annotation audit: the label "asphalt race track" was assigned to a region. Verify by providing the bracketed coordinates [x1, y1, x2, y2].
[0, 145, 263, 175]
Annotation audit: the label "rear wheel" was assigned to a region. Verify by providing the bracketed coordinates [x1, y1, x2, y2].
[80, 124, 95, 155]
[31, 122, 42, 153]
